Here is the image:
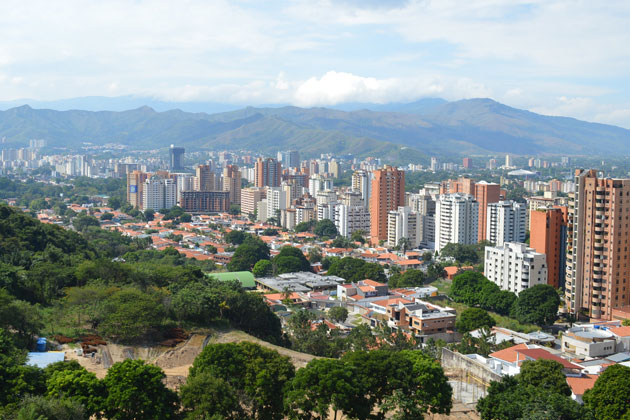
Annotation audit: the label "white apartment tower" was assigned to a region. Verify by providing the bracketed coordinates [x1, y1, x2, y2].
[351, 170, 370, 207]
[142, 177, 177, 211]
[486, 201, 527, 246]
[435, 193, 479, 251]
[387, 206, 421, 248]
[484, 242, 547, 295]
[335, 204, 370, 238]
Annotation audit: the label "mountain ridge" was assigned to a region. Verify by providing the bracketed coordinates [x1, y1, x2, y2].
[0, 98, 628, 160]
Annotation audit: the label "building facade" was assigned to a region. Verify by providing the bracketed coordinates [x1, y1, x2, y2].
[435, 193, 479, 251]
[565, 169, 630, 320]
[335, 204, 370, 238]
[255, 157, 281, 188]
[142, 177, 177, 211]
[387, 206, 421, 248]
[530, 206, 567, 288]
[180, 191, 230, 213]
[485, 242, 547, 295]
[222, 164, 241, 205]
[370, 166, 405, 244]
[486, 201, 527, 246]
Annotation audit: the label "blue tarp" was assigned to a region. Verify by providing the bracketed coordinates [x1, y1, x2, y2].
[26, 352, 65, 368]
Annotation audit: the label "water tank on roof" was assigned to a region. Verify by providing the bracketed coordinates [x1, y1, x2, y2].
[36, 338, 47, 352]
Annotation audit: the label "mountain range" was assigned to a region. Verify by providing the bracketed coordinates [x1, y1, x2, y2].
[0, 97, 628, 161]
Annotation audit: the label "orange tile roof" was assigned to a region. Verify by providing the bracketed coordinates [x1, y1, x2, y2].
[610, 326, 630, 337]
[566, 374, 598, 396]
[397, 259, 421, 265]
[371, 297, 413, 308]
[361, 279, 386, 287]
[516, 348, 582, 370]
[489, 343, 529, 363]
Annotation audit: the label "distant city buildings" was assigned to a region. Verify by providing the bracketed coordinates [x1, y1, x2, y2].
[169, 145, 185, 171]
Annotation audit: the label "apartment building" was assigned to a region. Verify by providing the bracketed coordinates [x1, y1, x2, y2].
[435, 193, 479, 251]
[387, 206, 421, 248]
[565, 169, 630, 320]
[485, 242, 547, 295]
[486, 201, 527, 246]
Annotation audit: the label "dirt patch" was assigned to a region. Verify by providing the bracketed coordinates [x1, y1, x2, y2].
[210, 330, 318, 369]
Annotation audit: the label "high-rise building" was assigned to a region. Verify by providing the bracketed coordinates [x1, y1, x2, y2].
[440, 178, 500, 241]
[407, 192, 436, 248]
[316, 190, 338, 221]
[505, 154, 513, 168]
[241, 187, 266, 216]
[463, 158, 473, 169]
[565, 169, 630, 320]
[309, 175, 334, 197]
[127, 170, 149, 208]
[196, 164, 215, 192]
[352, 170, 370, 208]
[266, 187, 287, 221]
[387, 206, 421, 249]
[222, 164, 241, 205]
[329, 159, 340, 178]
[175, 174, 196, 204]
[475, 181, 501, 242]
[142, 177, 177, 211]
[180, 191, 230, 213]
[530, 206, 568, 288]
[435, 194, 478, 251]
[335, 204, 370, 238]
[255, 157, 281, 188]
[485, 242, 547, 295]
[277, 151, 300, 170]
[486, 201, 527, 246]
[169, 145, 185, 171]
[370, 166, 405, 244]
[430, 157, 439, 172]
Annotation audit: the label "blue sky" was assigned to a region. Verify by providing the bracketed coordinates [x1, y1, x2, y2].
[1, 0, 630, 127]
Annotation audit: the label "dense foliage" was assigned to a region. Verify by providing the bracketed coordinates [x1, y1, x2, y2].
[510, 284, 561, 326]
[326, 257, 387, 283]
[456, 308, 496, 333]
[477, 359, 587, 420]
[583, 364, 630, 420]
[450, 271, 518, 317]
[440, 241, 491, 265]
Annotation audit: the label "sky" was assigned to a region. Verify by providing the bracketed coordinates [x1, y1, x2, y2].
[1, 0, 630, 127]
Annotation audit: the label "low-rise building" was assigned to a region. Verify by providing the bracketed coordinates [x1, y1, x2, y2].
[561, 325, 617, 357]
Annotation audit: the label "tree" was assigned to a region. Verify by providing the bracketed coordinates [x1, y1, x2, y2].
[73, 214, 100, 232]
[102, 359, 179, 420]
[46, 368, 106, 417]
[308, 247, 322, 263]
[389, 269, 426, 288]
[421, 251, 433, 263]
[511, 284, 560, 326]
[326, 257, 386, 284]
[519, 359, 571, 396]
[143, 208, 155, 221]
[16, 395, 87, 420]
[477, 360, 586, 420]
[99, 288, 166, 342]
[351, 229, 366, 244]
[253, 259, 273, 277]
[328, 306, 349, 323]
[456, 308, 496, 333]
[186, 342, 295, 420]
[285, 358, 359, 420]
[583, 364, 630, 420]
[227, 235, 270, 271]
[225, 230, 247, 245]
[295, 220, 316, 233]
[205, 244, 217, 254]
[274, 246, 311, 274]
[100, 212, 114, 221]
[228, 204, 241, 215]
[180, 372, 243, 420]
[107, 197, 122, 210]
[313, 219, 338, 238]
